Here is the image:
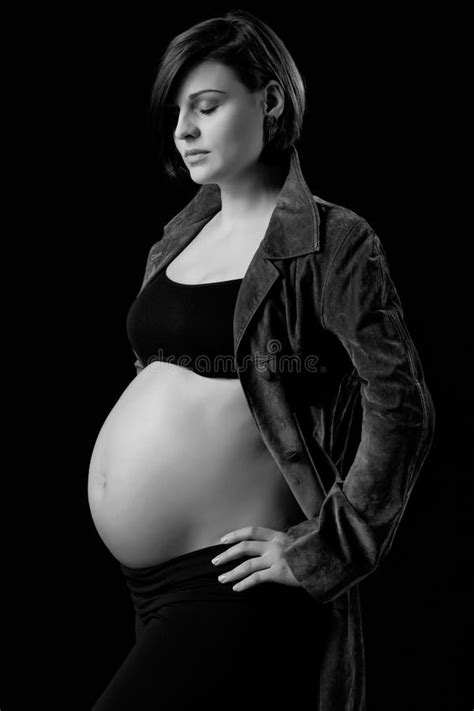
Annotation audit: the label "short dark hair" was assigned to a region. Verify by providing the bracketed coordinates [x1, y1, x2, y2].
[149, 9, 307, 182]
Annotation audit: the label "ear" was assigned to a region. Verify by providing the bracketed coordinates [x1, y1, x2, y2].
[264, 80, 285, 118]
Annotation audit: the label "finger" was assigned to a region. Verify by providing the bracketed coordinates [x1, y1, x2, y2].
[212, 540, 266, 566]
[220, 526, 276, 543]
[217, 557, 268, 586]
[231, 568, 268, 592]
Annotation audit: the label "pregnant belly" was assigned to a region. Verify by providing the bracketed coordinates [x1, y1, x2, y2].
[88, 362, 304, 568]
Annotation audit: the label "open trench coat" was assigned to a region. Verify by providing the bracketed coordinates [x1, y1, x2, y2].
[130, 145, 435, 711]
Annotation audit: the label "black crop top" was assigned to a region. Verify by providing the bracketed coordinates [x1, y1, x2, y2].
[126, 266, 243, 378]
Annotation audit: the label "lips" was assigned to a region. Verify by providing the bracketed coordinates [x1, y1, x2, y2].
[185, 151, 209, 158]
[185, 152, 210, 166]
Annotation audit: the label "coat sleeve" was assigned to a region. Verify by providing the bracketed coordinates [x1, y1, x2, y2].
[131, 240, 165, 377]
[133, 348, 144, 376]
[281, 218, 436, 603]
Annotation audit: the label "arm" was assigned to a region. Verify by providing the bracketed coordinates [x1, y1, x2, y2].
[282, 219, 435, 603]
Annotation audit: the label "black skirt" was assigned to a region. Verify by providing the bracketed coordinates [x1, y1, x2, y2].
[92, 542, 329, 710]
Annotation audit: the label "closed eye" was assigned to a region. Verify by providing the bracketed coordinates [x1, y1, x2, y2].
[165, 105, 218, 124]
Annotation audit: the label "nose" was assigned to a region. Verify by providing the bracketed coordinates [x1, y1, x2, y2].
[174, 110, 199, 141]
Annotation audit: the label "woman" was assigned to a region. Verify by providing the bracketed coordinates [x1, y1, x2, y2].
[89, 10, 435, 711]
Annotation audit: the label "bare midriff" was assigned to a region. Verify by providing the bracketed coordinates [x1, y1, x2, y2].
[87, 361, 305, 568]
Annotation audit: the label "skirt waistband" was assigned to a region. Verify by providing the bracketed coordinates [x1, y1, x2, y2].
[120, 543, 309, 624]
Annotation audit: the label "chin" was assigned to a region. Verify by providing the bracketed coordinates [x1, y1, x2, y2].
[188, 164, 220, 185]
[189, 172, 215, 186]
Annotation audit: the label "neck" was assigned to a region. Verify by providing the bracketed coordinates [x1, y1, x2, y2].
[216, 160, 288, 231]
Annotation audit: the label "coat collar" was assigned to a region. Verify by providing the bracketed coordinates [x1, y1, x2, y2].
[162, 145, 321, 259]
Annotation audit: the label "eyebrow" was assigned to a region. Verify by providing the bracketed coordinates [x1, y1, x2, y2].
[167, 89, 228, 106]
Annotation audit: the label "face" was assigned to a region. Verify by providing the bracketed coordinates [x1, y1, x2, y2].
[169, 60, 277, 186]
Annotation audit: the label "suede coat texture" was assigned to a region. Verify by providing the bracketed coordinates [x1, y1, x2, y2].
[130, 145, 435, 711]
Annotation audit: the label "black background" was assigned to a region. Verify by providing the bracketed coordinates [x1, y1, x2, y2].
[4, 5, 471, 710]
